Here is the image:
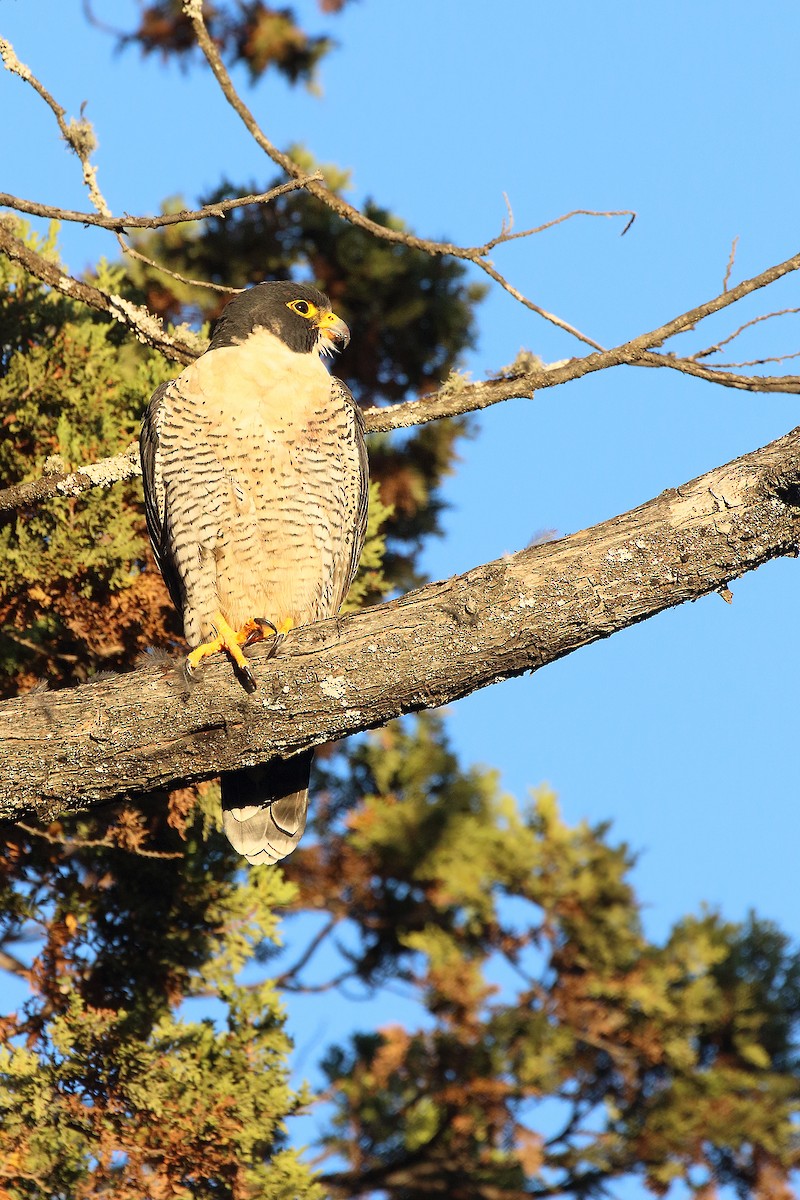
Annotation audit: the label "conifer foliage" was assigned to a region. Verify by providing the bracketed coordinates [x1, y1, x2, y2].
[1, 5, 800, 1198]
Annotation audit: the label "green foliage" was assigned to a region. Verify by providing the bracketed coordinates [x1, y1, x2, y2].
[0, 222, 176, 690]
[303, 717, 800, 1198]
[114, 0, 347, 86]
[343, 480, 393, 611]
[0, 791, 322, 1199]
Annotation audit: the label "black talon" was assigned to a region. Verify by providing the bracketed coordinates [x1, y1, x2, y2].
[234, 659, 258, 694]
[253, 617, 278, 635]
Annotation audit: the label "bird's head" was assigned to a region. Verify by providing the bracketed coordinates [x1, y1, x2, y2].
[208, 281, 350, 357]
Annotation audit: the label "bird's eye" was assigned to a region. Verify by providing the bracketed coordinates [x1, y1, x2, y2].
[287, 299, 317, 318]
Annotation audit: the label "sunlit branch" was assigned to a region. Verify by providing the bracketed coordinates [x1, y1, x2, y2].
[0, 36, 109, 216]
[0, 219, 200, 364]
[4, 237, 800, 517]
[690, 306, 800, 362]
[182, 0, 614, 352]
[1, 423, 798, 819]
[0, 176, 322, 231]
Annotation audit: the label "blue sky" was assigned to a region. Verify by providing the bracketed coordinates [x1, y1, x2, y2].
[2, 0, 799, 1101]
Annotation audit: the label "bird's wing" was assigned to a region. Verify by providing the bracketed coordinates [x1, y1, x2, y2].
[139, 380, 186, 619]
[332, 376, 369, 609]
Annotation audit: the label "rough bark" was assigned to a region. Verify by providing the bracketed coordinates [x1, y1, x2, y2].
[2, 426, 799, 823]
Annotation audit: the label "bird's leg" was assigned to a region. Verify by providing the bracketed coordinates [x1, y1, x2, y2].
[187, 611, 260, 691]
[186, 614, 298, 692]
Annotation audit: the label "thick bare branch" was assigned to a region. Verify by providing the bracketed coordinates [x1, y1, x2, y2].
[2, 426, 799, 822]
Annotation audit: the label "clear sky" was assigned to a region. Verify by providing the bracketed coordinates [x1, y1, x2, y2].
[2, 0, 799, 1093]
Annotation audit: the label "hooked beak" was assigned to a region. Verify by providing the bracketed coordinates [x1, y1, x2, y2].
[316, 309, 350, 353]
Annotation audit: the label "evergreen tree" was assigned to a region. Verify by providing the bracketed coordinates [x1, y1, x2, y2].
[1, 7, 800, 1199]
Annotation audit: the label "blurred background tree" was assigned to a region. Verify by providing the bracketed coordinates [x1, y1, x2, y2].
[1, 4, 800, 1198]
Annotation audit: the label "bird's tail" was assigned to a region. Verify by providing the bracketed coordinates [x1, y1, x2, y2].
[220, 750, 313, 864]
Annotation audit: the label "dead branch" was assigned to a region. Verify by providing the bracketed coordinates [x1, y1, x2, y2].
[0, 176, 322, 231]
[691, 307, 800, 362]
[723, 235, 740, 292]
[0, 36, 108, 216]
[118, 239, 238, 295]
[182, 0, 619, 352]
[2, 425, 799, 822]
[0, 219, 199, 364]
[633, 350, 800, 392]
[707, 350, 800, 370]
[3, 236, 800, 516]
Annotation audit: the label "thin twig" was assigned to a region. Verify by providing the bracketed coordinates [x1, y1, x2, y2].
[690, 307, 800, 361]
[118, 237, 239, 294]
[15, 820, 184, 860]
[476, 258, 605, 350]
[0, 176, 323, 231]
[273, 914, 340, 986]
[183, 0, 615, 351]
[706, 349, 800, 370]
[723, 235, 740, 292]
[481, 206, 637, 252]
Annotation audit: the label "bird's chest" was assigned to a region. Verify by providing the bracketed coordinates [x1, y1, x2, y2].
[160, 340, 361, 628]
[175, 339, 347, 495]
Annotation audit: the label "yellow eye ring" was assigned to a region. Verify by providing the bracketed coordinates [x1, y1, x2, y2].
[286, 299, 318, 318]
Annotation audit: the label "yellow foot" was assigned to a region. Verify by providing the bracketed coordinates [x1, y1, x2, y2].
[186, 614, 296, 692]
[187, 612, 258, 691]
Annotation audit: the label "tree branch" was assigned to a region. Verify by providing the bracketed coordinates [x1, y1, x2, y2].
[0, 219, 200, 364]
[3, 238, 800, 517]
[181, 0, 620, 352]
[2, 427, 799, 822]
[0, 176, 323, 231]
[0, 35, 109, 216]
[0, 443, 141, 515]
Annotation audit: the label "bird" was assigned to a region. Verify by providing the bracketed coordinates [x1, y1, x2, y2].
[140, 281, 368, 864]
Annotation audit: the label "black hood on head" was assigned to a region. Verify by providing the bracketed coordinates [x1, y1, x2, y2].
[208, 281, 333, 354]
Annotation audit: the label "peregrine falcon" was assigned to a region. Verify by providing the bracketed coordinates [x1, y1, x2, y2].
[140, 281, 368, 864]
